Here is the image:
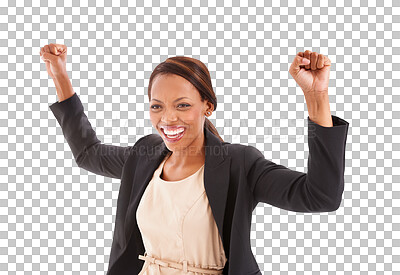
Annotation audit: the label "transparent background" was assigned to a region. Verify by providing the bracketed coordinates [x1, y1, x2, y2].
[1, 0, 399, 274]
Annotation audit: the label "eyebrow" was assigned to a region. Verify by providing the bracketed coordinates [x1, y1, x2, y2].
[151, 97, 190, 103]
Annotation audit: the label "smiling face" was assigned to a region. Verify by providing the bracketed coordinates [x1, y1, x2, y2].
[149, 74, 213, 153]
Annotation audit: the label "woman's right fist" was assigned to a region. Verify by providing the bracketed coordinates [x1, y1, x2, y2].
[40, 44, 68, 79]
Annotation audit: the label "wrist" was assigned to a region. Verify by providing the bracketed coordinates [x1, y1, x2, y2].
[305, 93, 329, 114]
[52, 73, 75, 102]
[52, 70, 68, 81]
[305, 93, 333, 127]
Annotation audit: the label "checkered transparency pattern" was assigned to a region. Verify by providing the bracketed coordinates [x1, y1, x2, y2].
[1, 0, 399, 274]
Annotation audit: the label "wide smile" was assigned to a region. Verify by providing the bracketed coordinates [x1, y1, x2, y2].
[161, 128, 186, 143]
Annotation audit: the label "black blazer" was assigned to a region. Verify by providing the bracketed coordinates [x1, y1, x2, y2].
[49, 93, 349, 275]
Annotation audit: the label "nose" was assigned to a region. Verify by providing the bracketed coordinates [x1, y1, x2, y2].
[160, 108, 178, 123]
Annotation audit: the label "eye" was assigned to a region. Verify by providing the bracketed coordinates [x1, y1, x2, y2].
[178, 104, 191, 108]
[150, 104, 190, 110]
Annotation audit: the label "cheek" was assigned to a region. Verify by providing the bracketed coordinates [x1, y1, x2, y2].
[149, 112, 158, 127]
[184, 111, 203, 125]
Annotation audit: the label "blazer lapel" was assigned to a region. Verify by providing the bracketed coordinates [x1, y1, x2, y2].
[124, 127, 231, 252]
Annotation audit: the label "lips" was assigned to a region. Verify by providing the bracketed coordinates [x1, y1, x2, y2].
[161, 127, 186, 142]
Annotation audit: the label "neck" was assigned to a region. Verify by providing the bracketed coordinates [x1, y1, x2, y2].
[166, 131, 206, 167]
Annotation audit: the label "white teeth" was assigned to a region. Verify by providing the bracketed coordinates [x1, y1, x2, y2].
[163, 128, 185, 135]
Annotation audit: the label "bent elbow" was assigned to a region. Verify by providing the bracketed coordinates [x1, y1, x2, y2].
[75, 141, 101, 167]
[331, 199, 342, 212]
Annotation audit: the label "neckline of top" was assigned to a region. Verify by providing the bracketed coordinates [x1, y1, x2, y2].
[157, 152, 205, 183]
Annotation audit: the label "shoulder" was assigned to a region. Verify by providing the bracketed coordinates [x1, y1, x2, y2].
[136, 134, 163, 146]
[129, 134, 163, 155]
[219, 142, 267, 175]
[221, 141, 261, 155]
[220, 141, 249, 160]
[225, 142, 266, 171]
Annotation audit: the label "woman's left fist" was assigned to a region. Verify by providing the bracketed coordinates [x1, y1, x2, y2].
[289, 50, 331, 96]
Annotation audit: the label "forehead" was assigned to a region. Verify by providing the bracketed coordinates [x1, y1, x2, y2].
[151, 74, 200, 101]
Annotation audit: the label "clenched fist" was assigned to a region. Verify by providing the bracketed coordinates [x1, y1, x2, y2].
[40, 43, 68, 79]
[289, 50, 331, 97]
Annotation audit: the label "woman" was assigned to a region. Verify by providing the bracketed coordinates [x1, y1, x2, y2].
[40, 44, 349, 275]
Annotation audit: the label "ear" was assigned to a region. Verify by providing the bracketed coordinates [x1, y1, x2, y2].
[205, 100, 214, 113]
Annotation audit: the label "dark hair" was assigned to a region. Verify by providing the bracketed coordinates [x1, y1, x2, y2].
[147, 56, 224, 142]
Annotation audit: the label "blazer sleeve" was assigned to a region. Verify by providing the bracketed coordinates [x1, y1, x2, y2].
[49, 93, 146, 179]
[245, 115, 349, 213]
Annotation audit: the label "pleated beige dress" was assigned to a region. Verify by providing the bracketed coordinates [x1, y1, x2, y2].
[136, 151, 227, 275]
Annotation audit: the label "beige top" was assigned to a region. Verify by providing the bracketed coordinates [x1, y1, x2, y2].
[136, 151, 227, 274]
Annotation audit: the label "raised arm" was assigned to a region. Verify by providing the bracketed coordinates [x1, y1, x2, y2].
[245, 115, 349, 213]
[41, 43, 144, 179]
[49, 93, 143, 179]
